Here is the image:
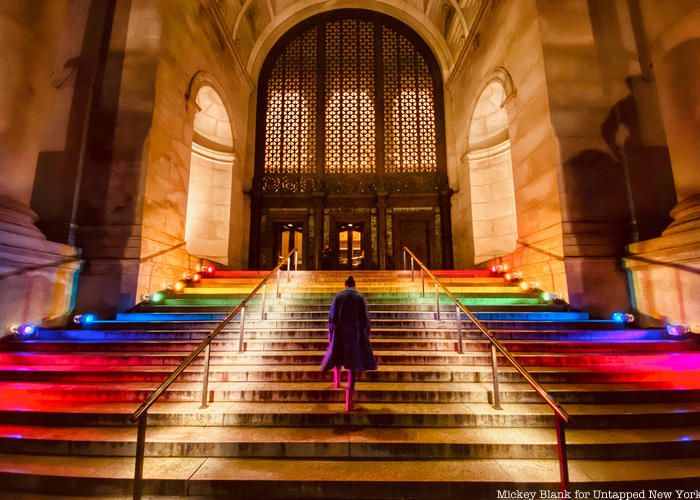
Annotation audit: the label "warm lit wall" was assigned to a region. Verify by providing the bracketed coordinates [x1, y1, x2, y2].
[625, 1, 700, 332]
[135, 1, 251, 301]
[0, 1, 81, 330]
[449, 0, 568, 300]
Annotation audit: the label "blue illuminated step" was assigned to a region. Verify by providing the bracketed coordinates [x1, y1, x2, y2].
[113, 311, 590, 322]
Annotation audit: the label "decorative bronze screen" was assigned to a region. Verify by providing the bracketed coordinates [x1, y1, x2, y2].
[259, 12, 443, 193]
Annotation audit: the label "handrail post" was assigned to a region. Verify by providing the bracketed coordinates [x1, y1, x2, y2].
[435, 282, 440, 320]
[490, 344, 502, 410]
[276, 268, 281, 298]
[287, 257, 291, 282]
[403, 249, 407, 270]
[260, 283, 267, 320]
[421, 268, 425, 297]
[238, 306, 246, 353]
[294, 249, 298, 272]
[554, 416, 570, 493]
[410, 257, 414, 282]
[455, 305, 463, 354]
[200, 342, 212, 409]
[133, 412, 147, 500]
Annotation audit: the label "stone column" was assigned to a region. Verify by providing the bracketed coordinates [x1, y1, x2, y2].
[376, 193, 387, 269]
[625, 3, 700, 332]
[0, 1, 81, 330]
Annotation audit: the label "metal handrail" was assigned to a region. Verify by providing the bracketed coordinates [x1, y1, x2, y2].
[402, 246, 571, 491]
[129, 247, 299, 500]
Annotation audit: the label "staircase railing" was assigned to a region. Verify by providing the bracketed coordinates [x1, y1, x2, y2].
[402, 246, 571, 491]
[128, 247, 299, 500]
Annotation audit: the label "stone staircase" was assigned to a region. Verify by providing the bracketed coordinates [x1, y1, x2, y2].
[0, 269, 699, 498]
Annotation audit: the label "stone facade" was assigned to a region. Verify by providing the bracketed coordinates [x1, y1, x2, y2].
[0, 0, 696, 330]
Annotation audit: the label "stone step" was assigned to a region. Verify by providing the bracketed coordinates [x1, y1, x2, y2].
[0, 424, 698, 460]
[3, 349, 697, 368]
[3, 400, 700, 429]
[109, 315, 593, 327]
[31, 327, 668, 342]
[0, 454, 699, 498]
[143, 303, 570, 313]
[2, 381, 699, 404]
[1, 364, 696, 386]
[6, 338, 692, 354]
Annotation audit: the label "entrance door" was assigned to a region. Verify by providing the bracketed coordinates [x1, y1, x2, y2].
[393, 216, 432, 268]
[275, 222, 303, 267]
[337, 223, 365, 270]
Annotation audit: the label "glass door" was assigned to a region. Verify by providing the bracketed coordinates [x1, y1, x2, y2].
[337, 223, 365, 270]
[276, 223, 303, 268]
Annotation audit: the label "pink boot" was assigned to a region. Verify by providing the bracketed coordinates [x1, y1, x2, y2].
[333, 366, 341, 389]
[345, 388, 354, 412]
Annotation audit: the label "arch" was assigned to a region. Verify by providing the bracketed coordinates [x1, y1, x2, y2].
[466, 70, 518, 264]
[245, 1, 454, 85]
[184, 74, 243, 266]
[249, 10, 451, 270]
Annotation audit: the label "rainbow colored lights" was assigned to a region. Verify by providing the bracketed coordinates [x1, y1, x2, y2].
[73, 314, 96, 325]
[666, 324, 690, 337]
[11, 323, 38, 337]
[612, 312, 635, 324]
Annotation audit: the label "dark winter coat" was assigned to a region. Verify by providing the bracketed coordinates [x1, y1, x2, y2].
[320, 287, 377, 372]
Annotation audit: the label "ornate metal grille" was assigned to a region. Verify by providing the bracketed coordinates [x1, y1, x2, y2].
[325, 19, 376, 174]
[260, 13, 441, 192]
[383, 26, 438, 173]
[263, 28, 317, 175]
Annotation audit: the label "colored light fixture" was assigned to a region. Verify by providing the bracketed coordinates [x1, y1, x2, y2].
[666, 324, 690, 337]
[73, 313, 96, 325]
[519, 281, 530, 291]
[192, 273, 201, 282]
[10, 323, 38, 337]
[151, 292, 164, 303]
[611, 312, 634, 324]
[174, 281, 186, 292]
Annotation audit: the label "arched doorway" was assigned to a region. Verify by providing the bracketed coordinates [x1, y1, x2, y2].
[250, 10, 451, 270]
[185, 85, 235, 265]
[467, 79, 517, 264]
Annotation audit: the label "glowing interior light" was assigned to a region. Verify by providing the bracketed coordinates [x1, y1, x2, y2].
[504, 273, 511, 281]
[520, 281, 530, 291]
[174, 281, 186, 292]
[666, 324, 690, 337]
[151, 292, 164, 303]
[503, 264, 509, 271]
[207, 266, 214, 273]
[541, 292, 551, 301]
[192, 273, 201, 282]
[678, 435, 692, 442]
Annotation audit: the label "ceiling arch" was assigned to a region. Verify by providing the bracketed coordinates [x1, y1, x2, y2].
[219, 0, 485, 84]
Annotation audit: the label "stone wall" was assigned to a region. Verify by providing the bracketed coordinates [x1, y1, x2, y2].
[448, 0, 568, 301]
[0, 1, 81, 331]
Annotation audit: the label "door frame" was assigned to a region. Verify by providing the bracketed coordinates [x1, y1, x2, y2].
[271, 218, 307, 268]
[392, 211, 436, 269]
[330, 213, 372, 270]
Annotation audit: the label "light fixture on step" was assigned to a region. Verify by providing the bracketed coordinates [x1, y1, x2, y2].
[666, 324, 690, 337]
[490, 264, 508, 276]
[10, 323, 38, 337]
[73, 313, 96, 325]
[174, 281, 186, 292]
[202, 265, 214, 274]
[182, 272, 192, 280]
[611, 312, 634, 324]
[541, 292, 558, 302]
[192, 273, 201, 282]
[151, 292, 165, 303]
[519, 281, 530, 291]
